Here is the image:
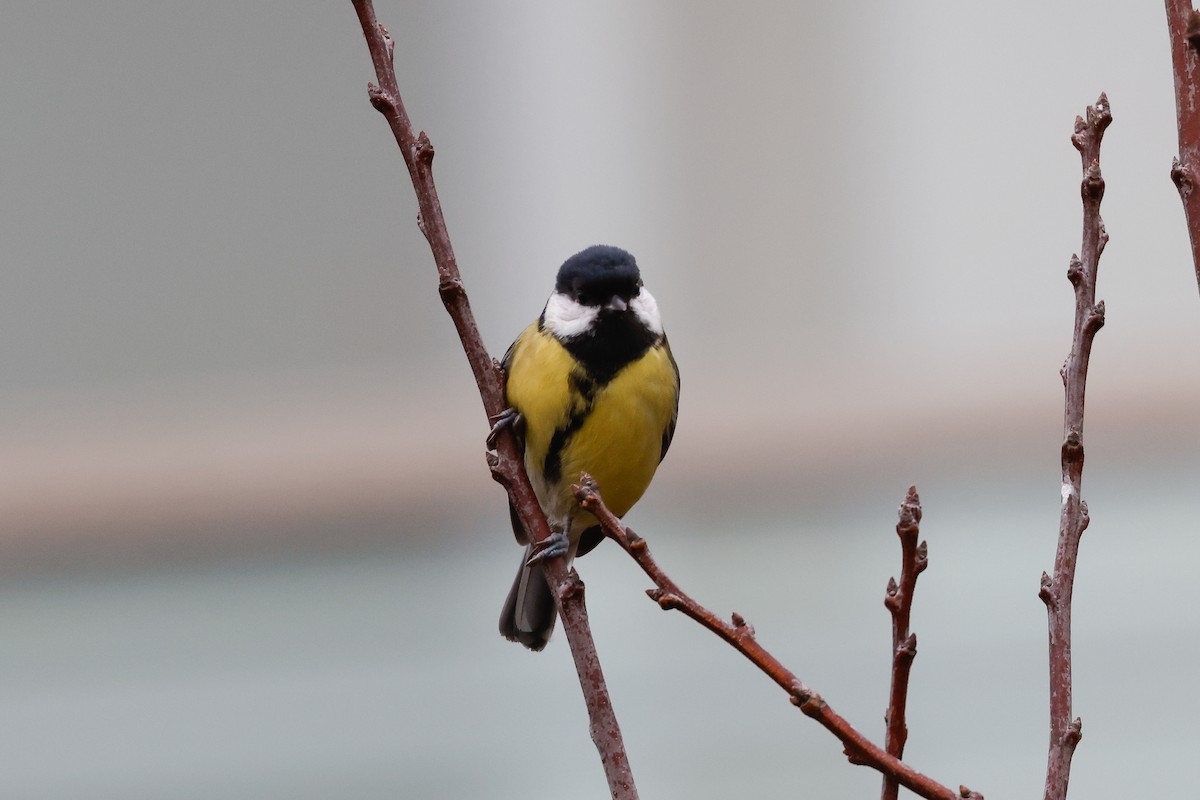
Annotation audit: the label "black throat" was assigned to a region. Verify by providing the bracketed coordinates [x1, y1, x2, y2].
[546, 310, 658, 385]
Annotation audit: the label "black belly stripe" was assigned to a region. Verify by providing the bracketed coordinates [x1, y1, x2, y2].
[543, 371, 597, 484]
[540, 309, 663, 485]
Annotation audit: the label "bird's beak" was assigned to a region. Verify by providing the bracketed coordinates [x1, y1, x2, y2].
[605, 295, 628, 312]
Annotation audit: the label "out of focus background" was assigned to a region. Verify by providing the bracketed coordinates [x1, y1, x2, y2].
[4, 2, 1199, 798]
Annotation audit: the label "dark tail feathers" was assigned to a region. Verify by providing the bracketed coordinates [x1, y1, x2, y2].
[499, 547, 557, 651]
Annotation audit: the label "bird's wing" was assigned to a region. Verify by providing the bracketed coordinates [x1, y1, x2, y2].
[659, 335, 681, 464]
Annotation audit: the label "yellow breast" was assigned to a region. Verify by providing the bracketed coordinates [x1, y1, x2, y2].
[504, 323, 678, 530]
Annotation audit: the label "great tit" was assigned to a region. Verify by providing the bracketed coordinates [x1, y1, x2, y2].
[497, 245, 680, 651]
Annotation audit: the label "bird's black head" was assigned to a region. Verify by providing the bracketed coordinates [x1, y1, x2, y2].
[555, 245, 642, 307]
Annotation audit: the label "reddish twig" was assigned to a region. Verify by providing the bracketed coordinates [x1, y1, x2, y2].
[1166, 0, 1200, 292]
[881, 486, 929, 800]
[573, 476, 982, 800]
[349, 4, 638, 797]
[1040, 93, 1110, 800]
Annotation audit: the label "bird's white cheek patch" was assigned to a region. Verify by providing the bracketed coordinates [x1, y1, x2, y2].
[543, 292, 599, 339]
[631, 290, 664, 335]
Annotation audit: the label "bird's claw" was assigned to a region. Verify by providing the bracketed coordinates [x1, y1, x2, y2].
[526, 529, 570, 566]
[487, 407, 523, 450]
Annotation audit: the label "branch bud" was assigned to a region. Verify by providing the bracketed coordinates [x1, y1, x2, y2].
[367, 82, 393, 112]
[376, 22, 395, 62]
[1172, 157, 1192, 193]
[1089, 92, 1112, 134]
[1081, 160, 1105, 202]
[438, 276, 465, 303]
[844, 746, 869, 766]
[1066, 255, 1083, 287]
[1071, 115, 1087, 153]
[414, 131, 435, 166]
[1062, 428, 1083, 460]
[884, 577, 901, 612]
[647, 590, 680, 611]
[560, 569, 585, 600]
[1039, 571, 1055, 607]
[1085, 300, 1106, 335]
[1067, 716, 1083, 744]
[788, 687, 811, 706]
[731, 612, 756, 638]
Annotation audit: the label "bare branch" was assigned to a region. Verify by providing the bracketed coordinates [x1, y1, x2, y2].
[1165, 0, 1200, 292]
[881, 486, 929, 800]
[574, 476, 982, 800]
[350, 3, 638, 797]
[1041, 92, 1110, 800]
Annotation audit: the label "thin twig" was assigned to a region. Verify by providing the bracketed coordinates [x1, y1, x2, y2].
[881, 486, 929, 800]
[1040, 93, 1110, 800]
[349, 4, 638, 797]
[1165, 0, 1200, 293]
[573, 476, 982, 800]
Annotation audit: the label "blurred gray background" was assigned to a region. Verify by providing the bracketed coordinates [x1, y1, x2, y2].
[3, 2, 1199, 798]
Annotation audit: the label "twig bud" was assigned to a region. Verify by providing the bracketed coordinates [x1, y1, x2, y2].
[884, 578, 901, 613]
[1062, 428, 1083, 460]
[414, 131, 435, 165]
[844, 746, 869, 766]
[1082, 161, 1105, 201]
[1085, 301, 1106, 335]
[438, 276, 465, 303]
[1089, 93, 1112, 133]
[367, 82, 392, 112]
[1066, 255, 1084, 287]
[905, 485, 921, 514]
[376, 22, 395, 62]
[1039, 571, 1055, 607]
[1171, 157, 1192, 193]
[1071, 116, 1087, 153]
[731, 612, 756, 639]
[788, 685, 815, 707]
[560, 569, 585, 600]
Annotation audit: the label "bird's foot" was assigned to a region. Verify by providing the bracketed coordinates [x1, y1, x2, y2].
[486, 407, 523, 450]
[526, 529, 570, 566]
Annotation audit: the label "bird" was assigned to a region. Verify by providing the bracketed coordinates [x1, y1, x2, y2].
[496, 245, 679, 651]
